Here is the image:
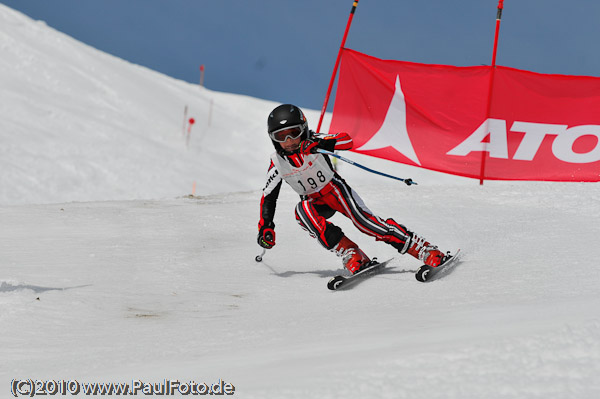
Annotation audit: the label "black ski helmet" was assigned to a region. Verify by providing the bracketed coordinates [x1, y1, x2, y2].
[267, 104, 310, 152]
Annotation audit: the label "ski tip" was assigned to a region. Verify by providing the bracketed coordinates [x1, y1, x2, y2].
[327, 257, 394, 291]
[327, 275, 346, 291]
[415, 265, 433, 282]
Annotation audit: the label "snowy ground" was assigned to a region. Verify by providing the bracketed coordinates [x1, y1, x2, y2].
[3, 184, 600, 398]
[1, 4, 600, 399]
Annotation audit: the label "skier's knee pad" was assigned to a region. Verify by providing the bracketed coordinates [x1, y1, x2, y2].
[324, 225, 344, 250]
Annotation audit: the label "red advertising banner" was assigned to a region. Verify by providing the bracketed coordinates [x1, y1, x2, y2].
[329, 48, 600, 182]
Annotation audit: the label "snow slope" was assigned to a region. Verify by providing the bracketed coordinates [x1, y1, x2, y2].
[1, 4, 599, 398]
[0, 4, 283, 206]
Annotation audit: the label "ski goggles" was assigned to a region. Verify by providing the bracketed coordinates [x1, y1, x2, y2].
[269, 124, 304, 142]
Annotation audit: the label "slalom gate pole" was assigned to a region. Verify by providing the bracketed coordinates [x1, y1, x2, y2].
[182, 105, 188, 137]
[316, 0, 360, 133]
[491, 0, 504, 67]
[479, 0, 505, 185]
[317, 149, 417, 186]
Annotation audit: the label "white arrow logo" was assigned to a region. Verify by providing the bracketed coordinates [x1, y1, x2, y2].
[356, 75, 421, 166]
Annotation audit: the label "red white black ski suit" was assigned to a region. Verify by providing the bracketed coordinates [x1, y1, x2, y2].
[258, 132, 414, 254]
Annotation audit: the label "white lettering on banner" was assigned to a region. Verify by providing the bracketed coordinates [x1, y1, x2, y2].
[447, 118, 600, 163]
[447, 119, 509, 159]
[510, 122, 567, 160]
[553, 125, 600, 163]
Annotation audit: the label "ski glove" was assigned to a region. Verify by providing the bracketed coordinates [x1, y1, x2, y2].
[257, 227, 276, 249]
[299, 139, 320, 155]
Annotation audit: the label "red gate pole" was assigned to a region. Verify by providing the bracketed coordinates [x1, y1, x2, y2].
[491, 1, 504, 67]
[480, 0, 505, 185]
[199, 65, 205, 87]
[316, 0, 360, 133]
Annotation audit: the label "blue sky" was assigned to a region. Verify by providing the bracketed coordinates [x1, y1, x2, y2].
[3, 0, 600, 111]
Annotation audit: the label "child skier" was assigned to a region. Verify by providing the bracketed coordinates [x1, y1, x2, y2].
[257, 103, 446, 274]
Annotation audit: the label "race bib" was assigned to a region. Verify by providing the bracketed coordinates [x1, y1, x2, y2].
[271, 153, 334, 195]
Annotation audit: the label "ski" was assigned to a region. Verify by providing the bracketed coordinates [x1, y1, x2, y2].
[327, 258, 394, 291]
[415, 249, 462, 282]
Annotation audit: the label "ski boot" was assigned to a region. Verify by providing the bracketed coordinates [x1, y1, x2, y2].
[406, 234, 450, 282]
[406, 233, 445, 267]
[332, 236, 371, 274]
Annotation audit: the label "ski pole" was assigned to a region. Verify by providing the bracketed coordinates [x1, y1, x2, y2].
[316, 149, 417, 186]
[255, 248, 266, 262]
